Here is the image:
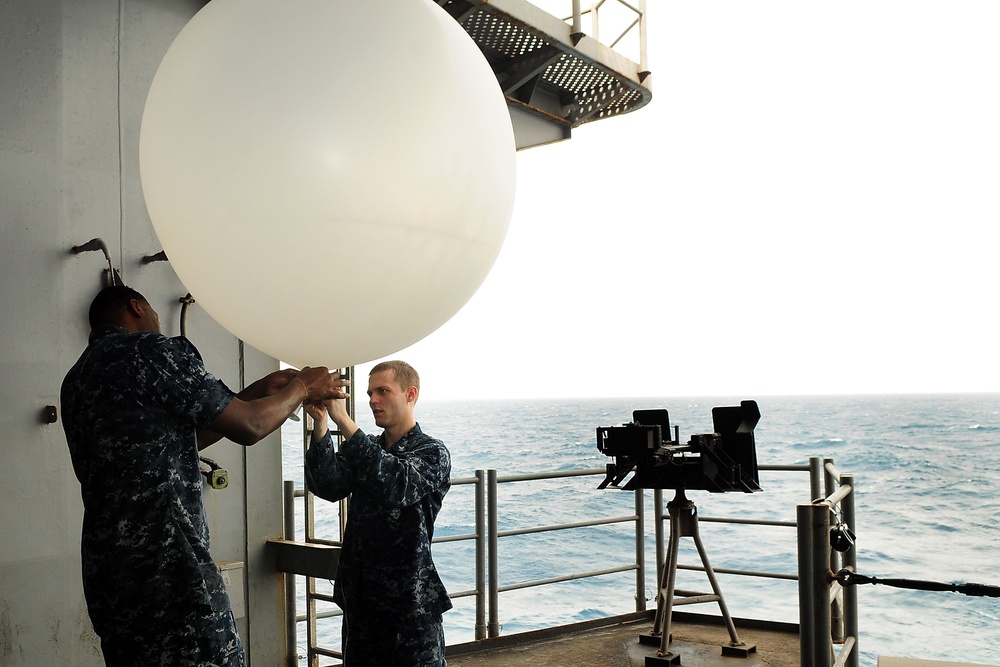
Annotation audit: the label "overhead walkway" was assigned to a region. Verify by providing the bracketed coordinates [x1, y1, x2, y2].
[439, 0, 653, 149]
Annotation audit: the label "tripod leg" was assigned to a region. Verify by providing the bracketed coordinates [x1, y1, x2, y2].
[690, 525, 756, 656]
[649, 556, 666, 634]
[656, 512, 682, 657]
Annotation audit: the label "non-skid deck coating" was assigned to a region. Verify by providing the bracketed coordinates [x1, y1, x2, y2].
[446, 616, 801, 667]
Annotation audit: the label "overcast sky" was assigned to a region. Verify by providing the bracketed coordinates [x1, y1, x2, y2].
[357, 1, 1000, 401]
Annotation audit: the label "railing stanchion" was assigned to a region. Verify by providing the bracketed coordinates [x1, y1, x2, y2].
[474, 470, 487, 640]
[809, 456, 823, 502]
[283, 480, 297, 667]
[797, 503, 817, 666]
[653, 487, 664, 592]
[634, 488, 645, 611]
[803, 501, 834, 667]
[487, 469, 500, 638]
[841, 473, 859, 667]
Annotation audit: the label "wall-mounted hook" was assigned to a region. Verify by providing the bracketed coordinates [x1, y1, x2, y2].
[142, 250, 169, 264]
[71, 238, 123, 286]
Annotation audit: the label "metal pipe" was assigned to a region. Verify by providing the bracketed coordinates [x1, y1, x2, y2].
[493, 467, 604, 483]
[496, 514, 637, 538]
[833, 637, 857, 667]
[656, 503, 682, 656]
[809, 456, 823, 501]
[825, 460, 844, 480]
[71, 237, 121, 285]
[445, 588, 480, 600]
[498, 564, 638, 593]
[634, 488, 645, 612]
[282, 480, 297, 667]
[699, 516, 796, 527]
[690, 527, 741, 645]
[654, 488, 664, 592]
[823, 483, 854, 508]
[487, 469, 500, 638]
[841, 473, 859, 667]
[813, 503, 833, 667]
[300, 415, 319, 667]
[823, 457, 835, 502]
[823, 458, 842, 643]
[475, 469, 487, 640]
[674, 564, 798, 581]
[799, 502, 834, 667]
[71, 238, 111, 260]
[638, 0, 648, 75]
[592, 0, 603, 43]
[434, 532, 479, 544]
[179, 293, 194, 338]
[762, 463, 812, 472]
[797, 503, 816, 667]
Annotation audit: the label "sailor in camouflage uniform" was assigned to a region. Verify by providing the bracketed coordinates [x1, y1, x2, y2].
[61, 286, 347, 667]
[305, 360, 452, 667]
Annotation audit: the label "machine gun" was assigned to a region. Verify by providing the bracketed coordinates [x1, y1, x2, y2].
[596, 400, 761, 493]
[596, 400, 764, 664]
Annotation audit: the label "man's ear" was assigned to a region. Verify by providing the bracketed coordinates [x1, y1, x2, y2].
[406, 386, 418, 404]
[126, 298, 145, 319]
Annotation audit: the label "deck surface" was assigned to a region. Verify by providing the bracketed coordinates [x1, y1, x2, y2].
[446, 616, 801, 667]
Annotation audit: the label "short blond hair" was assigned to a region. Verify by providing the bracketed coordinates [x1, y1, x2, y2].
[371, 360, 419, 393]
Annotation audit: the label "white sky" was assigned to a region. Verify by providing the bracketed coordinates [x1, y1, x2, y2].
[359, 1, 1000, 401]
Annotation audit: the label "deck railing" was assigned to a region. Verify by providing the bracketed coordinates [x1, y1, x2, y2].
[281, 455, 858, 667]
[570, 0, 649, 72]
[519, 0, 649, 71]
[797, 459, 859, 667]
[483, 468, 647, 637]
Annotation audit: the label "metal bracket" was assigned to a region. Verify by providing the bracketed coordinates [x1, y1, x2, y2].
[267, 539, 341, 580]
[722, 642, 758, 658]
[71, 238, 123, 286]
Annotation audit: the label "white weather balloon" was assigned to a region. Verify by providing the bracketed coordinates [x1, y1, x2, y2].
[140, 0, 516, 369]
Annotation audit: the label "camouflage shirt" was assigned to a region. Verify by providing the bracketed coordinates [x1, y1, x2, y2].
[305, 424, 453, 619]
[60, 325, 238, 659]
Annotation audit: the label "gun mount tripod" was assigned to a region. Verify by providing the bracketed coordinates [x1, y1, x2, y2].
[596, 401, 764, 665]
[641, 489, 757, 665]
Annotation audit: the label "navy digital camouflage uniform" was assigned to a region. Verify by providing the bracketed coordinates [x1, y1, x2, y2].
[305, 424, 452, 667]
[61, 325, 245, 667]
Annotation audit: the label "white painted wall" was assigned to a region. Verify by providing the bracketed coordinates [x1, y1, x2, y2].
[0, 2, 286, 664]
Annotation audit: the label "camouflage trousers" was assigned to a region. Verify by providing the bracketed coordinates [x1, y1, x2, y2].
[341, 608, 446, 667]
[97, 608, 245, 667]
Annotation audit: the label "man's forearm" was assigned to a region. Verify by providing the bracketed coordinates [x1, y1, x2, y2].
[237, 369, 296, 401]
[206, 379, 310, 447]
[311, 414, 329, 443]
[236, 377, 268, 401]
[328, 409, 359, 442]
[199, 375, 283, 449]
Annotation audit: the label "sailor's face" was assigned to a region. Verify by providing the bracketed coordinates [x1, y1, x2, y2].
[147, 303, 161, 333]
[367, 370, 409, 429]
[136, 298, 161, 334]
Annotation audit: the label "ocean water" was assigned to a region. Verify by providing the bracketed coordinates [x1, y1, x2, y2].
[281, 393, 1000, 666]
